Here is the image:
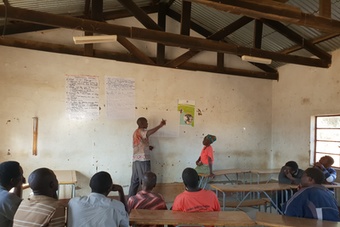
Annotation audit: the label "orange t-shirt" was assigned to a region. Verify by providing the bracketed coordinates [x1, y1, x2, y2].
[172, 189, 220, 212]
[200, 146, 214, 165]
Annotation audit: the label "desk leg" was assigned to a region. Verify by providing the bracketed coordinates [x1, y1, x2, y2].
[262, 191, 283, 214]
[235, 192, 251, 210]
[214, 189, 226, 211]
[71, 184, 75, 198]
[223, 174, 234, 185]
[198, 177, 204, 188]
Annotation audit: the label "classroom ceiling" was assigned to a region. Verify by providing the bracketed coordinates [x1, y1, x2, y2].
[0, 0, 340, 80]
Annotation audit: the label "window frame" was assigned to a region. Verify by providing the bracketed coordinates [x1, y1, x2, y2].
[313, 114, 340, 168]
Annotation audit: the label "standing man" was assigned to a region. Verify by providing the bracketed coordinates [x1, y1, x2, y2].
[0, 161, 25, 227]
[128, 117, 166, 197]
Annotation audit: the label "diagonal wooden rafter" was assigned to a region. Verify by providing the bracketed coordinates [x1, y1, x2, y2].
[262, 19, 331, 61]
[280, 33, 340, 55]
[184, 0, 340, 33]
[166, 9, 277, 73]
[116, 0, 164, 64]
[117, 36, 155, 65]
[166, 16, 254, 67]
[0, 36, 278, 80]
[0, 5, 330, 69]
[117, 0, 162, 31]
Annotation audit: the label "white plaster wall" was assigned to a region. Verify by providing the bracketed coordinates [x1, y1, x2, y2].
[0, 45, 272, 197]
[272, 49, 340, 169]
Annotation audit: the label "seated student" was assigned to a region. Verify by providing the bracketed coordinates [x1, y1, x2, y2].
[314, 155, 337, 184]
[13, 167, 65, 227]
[172, 168, 220, 212]
[67, 171, 129, 227]
[0, 161, 25, 227]
[195, 134, 216, 178]
[278, 161, 304, 185]
[283, 167, 340, 222]
[277, 161, 304, 211]
[127, 171, 167, 213]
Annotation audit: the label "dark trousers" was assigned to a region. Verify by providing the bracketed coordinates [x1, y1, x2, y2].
[128, 160, 151, 197]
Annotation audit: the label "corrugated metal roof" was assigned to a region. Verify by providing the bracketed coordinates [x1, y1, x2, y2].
[169, 0, 340, 68]
[7, 0, 154, 15]
[2, 0, 340, 69]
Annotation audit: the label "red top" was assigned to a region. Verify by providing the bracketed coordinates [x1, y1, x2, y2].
[200, 146, 214, 165]
[172, 189, 220, 212]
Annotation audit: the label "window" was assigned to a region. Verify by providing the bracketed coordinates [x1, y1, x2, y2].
[314, 115, 340, 168]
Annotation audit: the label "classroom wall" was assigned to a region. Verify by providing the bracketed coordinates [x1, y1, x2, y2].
[0, 44, 273, 197]
[272, 49, 340, 169]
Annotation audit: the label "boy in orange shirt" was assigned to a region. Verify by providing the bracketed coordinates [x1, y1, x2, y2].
[172, 168, 220, 212]
[195, 134, 216, 178]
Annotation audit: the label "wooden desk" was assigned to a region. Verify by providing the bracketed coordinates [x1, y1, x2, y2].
[53, 170, 77, 198]
[129, 209, 256, 226]
[199, 168, 250, 188]
[256, 211, 340, 227]
[250, 169, 281, 183]
[210, 183, 293, 213]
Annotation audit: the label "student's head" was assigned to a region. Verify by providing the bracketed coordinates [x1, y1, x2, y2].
[0, 161, 24, 190]
[284, 161, 298, 174]
[137, 117, 148, 129]
[319, 155, 334, 168]
[182, 168, 199, 190]
[142, 171, 157, 191]
[28, 168, 58, 199]
[90, 171, 112, 195]
[203, 134, 216, 146]
[301, 167, 325, 187]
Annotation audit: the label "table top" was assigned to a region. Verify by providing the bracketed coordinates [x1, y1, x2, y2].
[129, 209, 256, 226]
[250, 169, 281, 174]
[199, 168, 251, 177]
[53, 170, 77, 184]
[256, 212, 340, 227]
[210, 182, 293, 192]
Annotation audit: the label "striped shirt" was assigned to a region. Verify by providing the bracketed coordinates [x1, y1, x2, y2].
[13, 195, 65, 227]
[127, 190, 167, 213]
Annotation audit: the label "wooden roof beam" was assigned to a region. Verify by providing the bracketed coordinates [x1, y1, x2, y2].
[0, 36, 278, 80]
[116, 0, 162, 31]
[184, 0, 340, 33]
[0, 5, 330, 68]
[181, 1, 191, 36]
[262, 19, 331, 61]
[319, 0, 331, 18]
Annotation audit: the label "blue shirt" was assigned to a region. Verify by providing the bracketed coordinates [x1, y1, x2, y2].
[284, 184, 340, 222]
[67, 192, 129, 227]
[0, 186, 22, 227]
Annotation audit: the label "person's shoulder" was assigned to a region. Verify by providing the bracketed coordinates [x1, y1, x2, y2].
[149, 191, 165, 198]
[68, 195, 83, 204]
[0, 190, 21, 202]
[173, 191, 186, 201]
[201, 189, 217, 197]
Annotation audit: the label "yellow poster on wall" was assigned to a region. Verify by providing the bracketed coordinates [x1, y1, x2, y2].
[178, 99, 195, 127]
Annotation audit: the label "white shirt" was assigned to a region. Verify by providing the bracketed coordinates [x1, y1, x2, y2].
[67, 193, 129, 227]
